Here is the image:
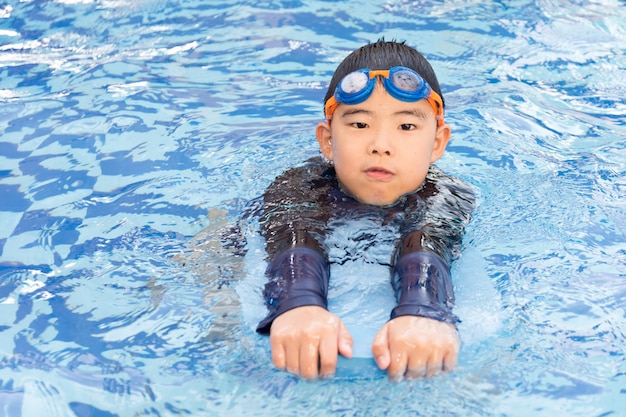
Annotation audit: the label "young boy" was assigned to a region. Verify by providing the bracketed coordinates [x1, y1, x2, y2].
[256, 40, 475, 380]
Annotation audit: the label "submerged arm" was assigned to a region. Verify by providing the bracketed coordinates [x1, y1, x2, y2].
[256, 159, 354, 378]
[391, 167, 476, 325]
[256, 158, 335, 334]
[372, 167, 475, 378]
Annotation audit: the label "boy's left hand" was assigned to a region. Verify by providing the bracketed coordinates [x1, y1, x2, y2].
[371, 316, 460, 381]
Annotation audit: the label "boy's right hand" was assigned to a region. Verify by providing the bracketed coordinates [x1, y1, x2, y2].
[269, 306, 353, 379]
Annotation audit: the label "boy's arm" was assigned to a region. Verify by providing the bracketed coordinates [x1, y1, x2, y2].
[256, 246, 329, 333]
[373, 238, 460, 379]
[392, 166, 475, 323]
[389, 249, 457, 324]
[255, 158, 334, 333]
[373, 168, 475, 379]
[258, 245, 353, 379]
[255, 159, 352, 378]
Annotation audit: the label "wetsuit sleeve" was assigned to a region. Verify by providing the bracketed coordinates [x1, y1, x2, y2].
[391, 167, 475, 325]
[256, 158, 334, 334]
[256, 247, 329, 333]
[390, 250, 457, 324]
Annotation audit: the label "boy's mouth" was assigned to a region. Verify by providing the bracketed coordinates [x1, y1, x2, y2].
[365, 166, 393, 180]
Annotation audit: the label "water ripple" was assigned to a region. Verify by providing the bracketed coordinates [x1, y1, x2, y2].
[1, 0, 625, 415]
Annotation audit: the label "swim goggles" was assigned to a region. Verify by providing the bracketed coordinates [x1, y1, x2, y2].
[324, 66, 444, 126]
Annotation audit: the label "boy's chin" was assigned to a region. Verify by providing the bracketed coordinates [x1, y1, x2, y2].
[354, 193, 403, 207]
[340, 183, 411, 207]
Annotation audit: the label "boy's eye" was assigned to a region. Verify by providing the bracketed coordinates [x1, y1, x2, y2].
[352, 122, 368, 129]
[399, 124, 416, 131]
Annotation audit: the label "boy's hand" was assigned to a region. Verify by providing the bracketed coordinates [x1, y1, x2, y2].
[270, 306, 353, 379]
[372, 316, 459, 381]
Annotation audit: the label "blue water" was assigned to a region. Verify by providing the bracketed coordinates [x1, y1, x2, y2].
[1, 1, 625, 416]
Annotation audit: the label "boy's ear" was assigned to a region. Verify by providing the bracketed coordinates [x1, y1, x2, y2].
[430, 123, 451, 163]
[316, 121, 334, 160]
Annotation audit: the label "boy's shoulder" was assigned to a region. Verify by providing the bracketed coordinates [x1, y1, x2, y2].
[264, 156, 337, 201]
[426, 165, 474, 196]
[294, 156, 334, 178]
[269, 157, 335, 187]
[422, 165, 476, 217]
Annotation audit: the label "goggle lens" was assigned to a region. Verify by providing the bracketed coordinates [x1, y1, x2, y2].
[391, 69, 421, 92]
[340, 71, 369, 94]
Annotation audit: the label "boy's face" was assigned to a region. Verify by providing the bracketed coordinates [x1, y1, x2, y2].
[316, 83, 450, 206]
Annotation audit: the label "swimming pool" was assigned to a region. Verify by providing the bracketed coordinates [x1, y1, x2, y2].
[1, 0, 625, 415]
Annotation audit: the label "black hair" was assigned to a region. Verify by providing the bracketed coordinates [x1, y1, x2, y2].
[323, 39, 445, 109]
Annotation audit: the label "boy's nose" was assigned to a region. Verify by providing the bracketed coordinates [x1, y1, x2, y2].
[370, 147, 391, 156]
[368, 134, 393, 156]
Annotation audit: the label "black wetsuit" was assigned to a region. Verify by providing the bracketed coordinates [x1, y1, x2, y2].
[256, 157, 475, 334]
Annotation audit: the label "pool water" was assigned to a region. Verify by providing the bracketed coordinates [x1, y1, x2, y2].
[1, 0, 625, 416]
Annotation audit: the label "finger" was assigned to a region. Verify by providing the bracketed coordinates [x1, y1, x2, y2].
[387, 350, 408, 382]
[442, 328, 460, 373]
[405, 354, 426, 379]
[372, 325, 390, 370]
[299, 340, 320, 379]
[319, 332, 338, 378]
[284, 338, 300, 376]
[337, 321, 353, 359]
[425, 351, 444, 378]
[387, 346, 409, 381]
[270, 337, 286, 370]
[442, 345, 459, 372]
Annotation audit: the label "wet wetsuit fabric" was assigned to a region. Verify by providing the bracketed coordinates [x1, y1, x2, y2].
[256, 157, 474, 334]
